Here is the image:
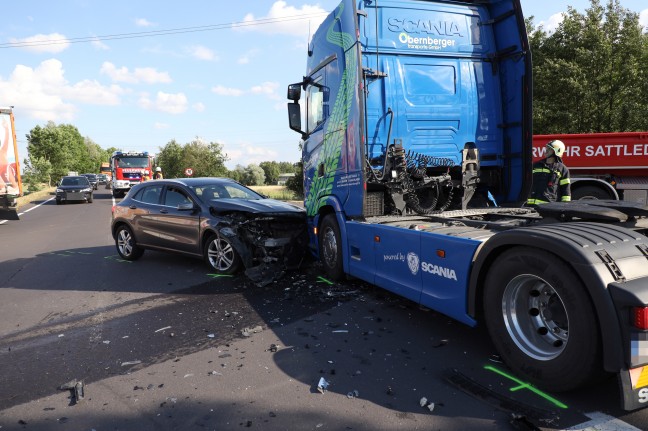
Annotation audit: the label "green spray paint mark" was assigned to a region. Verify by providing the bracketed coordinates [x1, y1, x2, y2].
[484, 365, 568, 409]
[207, 274, 233, 278]
[316, 276, 334, 285]
[104, 255, 132, 263]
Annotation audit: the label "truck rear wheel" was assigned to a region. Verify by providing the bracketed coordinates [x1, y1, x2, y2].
[319, 214, 344, 281]
[483, 247, 603, 392]
[572, 185, 611, 200]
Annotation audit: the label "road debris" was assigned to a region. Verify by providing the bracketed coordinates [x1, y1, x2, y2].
[241, 325, 263, 337]
[154, 326, 172, 333]
[419, 397, 435, 412]
[269, 344, 279, 352]
[59, 379, 84, 404]
[207, 333, 215, 338]
[121, 360, 142, 367]
[346, 390, 359, 399]
[317, 377, 330, 393]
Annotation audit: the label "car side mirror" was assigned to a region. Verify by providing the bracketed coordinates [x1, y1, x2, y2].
[178, 203, 195, 211]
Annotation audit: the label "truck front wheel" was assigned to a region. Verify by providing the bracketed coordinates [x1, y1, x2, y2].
[572, 185, 611, 200]
[483, 247, 603, 392]
[319, 214, 344, 281]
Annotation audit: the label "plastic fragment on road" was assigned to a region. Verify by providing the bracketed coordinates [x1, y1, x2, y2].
[419, 397, 435, 412]
[346, 390, 359, 399]
[207, 334, 215, 338]
[59, 379, 84, 404]
[155, 326, 172, 333]
[317, 377, 330, 393]
[332, 330, 348, 333]
[241, 325, 263, 337]
[420, 397, 428, 407]
[121, 360, 142, 367]
[269, 344, 279, 352]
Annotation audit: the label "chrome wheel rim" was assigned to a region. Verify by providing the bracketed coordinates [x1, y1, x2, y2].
[501, 274, 569, 361]
[208, 238, 235, 271]
[117, 229, 133, 257]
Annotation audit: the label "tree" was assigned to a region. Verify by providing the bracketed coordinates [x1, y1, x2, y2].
[26, 122, 87, 179]
[155, 138, 228, 179]
[241, 164, 265, 186]
[22, 155, 52, 189]
[529, 0, 648, 133]
[285, 161, 304, 198]
[259, 161, 280, 185]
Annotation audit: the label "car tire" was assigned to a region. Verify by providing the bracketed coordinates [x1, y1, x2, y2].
[483, 246, 604, 392]
[204, 234, 241, 274]
[56, 199, 61, 205]
[115, 225, 144, 261]
[319, 214, 345, 281]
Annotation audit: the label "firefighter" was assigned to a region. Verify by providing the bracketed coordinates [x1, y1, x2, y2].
[141, 169, 150, 182]
[153, 166, 164, 179]
[527, 139, 571, 205]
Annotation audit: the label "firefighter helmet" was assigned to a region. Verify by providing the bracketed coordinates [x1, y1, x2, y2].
[155, 167, 162, 172]
[546, 140, 566, 158]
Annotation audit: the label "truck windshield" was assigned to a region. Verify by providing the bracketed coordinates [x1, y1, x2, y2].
[115, 157, 149, 168]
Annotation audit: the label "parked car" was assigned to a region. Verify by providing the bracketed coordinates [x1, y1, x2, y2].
[56, 176, 94, 204]
[97, 174, 108, 185]
[81, 173, 98, 190]
[110, 178, 308, 286]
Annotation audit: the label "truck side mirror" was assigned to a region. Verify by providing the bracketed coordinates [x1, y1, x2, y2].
[288, 103, 306, 138]
[287, 83, 302, 101]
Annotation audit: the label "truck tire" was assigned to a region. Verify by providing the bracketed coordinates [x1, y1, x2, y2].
[483, 246, 603, 392]
[204, 234, 241, 274]
[319, 214, 344, 281]
[572, 185, 611, 200]
[115, 225, 144, 261]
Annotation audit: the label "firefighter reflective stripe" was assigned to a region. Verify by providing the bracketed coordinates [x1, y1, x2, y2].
[561, 196, 571, 202]
[532, 168, 552, 174]
[527, 198, 549, 205]
[559, 178, 570, 186]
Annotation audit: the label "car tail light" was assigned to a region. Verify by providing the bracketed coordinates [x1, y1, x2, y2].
[633, 307, 648, 330]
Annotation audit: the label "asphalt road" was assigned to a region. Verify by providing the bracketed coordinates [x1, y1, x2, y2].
[1, 188, 648, 431]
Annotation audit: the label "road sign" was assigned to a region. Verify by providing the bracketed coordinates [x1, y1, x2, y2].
[184, 168, 193, 176]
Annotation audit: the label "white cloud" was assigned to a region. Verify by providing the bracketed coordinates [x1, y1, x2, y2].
[135, 18, 155, 27]
[138, 91, 188, 114]
[223, 141, 279, 167]
[539, 12, 565, 34]
[186, 45, 218, 61]
[91, 37, 110, 51]
[193, 102, 205, 112]
[0, 59, 125, 121]
[154, 122, 170, 129]
[640, 9, 648, 33]
[100, 62, 171, 84]
[237, 1, 327, 38]
[9, 33, 70, 53]
[237, 49, 259, 64]
[212, 85, 245, 97]
[212, 81, 280, 100]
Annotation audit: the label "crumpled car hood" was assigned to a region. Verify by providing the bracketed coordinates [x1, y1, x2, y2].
[209, 198, 304, 216]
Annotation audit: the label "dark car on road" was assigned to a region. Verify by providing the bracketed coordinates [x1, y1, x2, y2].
[81, 173, 99, 190]
[56, 176, 94, 204]
[96, 174, 108, 185]
[110, 178, 308, 285]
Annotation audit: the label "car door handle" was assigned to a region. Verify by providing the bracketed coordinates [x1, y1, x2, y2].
[159, 209, 168, 214]
[129, 205, 137, 209]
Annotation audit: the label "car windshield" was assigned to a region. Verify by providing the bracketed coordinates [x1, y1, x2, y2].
[115, 157, 150, 168]
[191, 181, 263, 203]
[83, 174, 97, 179]
[61, 177, 90, 186]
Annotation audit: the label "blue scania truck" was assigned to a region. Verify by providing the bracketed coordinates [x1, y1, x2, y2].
[287, 0, 648, 410]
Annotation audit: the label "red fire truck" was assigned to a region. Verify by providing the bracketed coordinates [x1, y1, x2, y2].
[533, 132, 648, 204]
[110, 150, 153, 198]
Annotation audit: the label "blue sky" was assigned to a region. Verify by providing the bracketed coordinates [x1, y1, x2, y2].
[3, 1, 647, 170]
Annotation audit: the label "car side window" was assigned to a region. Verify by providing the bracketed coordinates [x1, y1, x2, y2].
[136, 186, 163, 204]
[164, 187, 192, 207]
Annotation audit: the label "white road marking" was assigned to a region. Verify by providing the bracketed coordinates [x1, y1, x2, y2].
[0, 197, 55, 224]
[564, 412, 643, 431]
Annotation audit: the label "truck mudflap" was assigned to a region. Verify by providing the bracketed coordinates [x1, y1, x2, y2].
[0, 195, 19, 220]
[608, 277, 648, 410]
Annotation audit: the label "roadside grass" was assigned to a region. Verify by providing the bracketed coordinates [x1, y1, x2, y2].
[250, 185, 301, 201]
[15, 186, 55, 208]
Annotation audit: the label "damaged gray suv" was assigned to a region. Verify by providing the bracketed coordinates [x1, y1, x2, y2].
[110, 177, 307, 285]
